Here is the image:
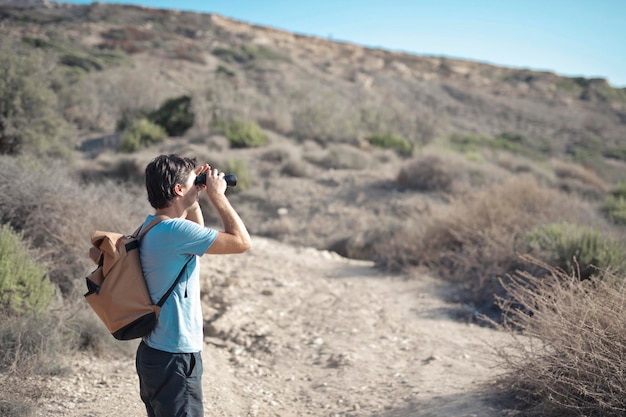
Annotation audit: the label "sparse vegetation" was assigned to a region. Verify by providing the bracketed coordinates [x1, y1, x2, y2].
[281, 158, 311, 178]
[601, 181, 626, 225]
[366, 133, 413, 157]
[0, 42, 71, 159]
[116, 95, 195, 140]
[148, 95, 195, 137]
[22, 35, 127, 73]
[493, 264, 626, 417]
[603, 195, 626, 224]
[305, 144, 370, 170]
[120, 118, 167, 152]
[215, 118, 269, 148]
[1, 3, 626, 416]
[551, 158, 608, 198]
[374, 177, 594, 313]
[216, 64, 237, 78]
[0, 225, 54, 315]
[397, 153, 457, 192]
[448, 131, 551, 160]
[396, 151, 500, 193]
[212, 45, 288, 65]
[524, 222, 626, 279]
[603, 146, 626, 162]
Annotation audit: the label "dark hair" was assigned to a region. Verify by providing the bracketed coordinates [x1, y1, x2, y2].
[145, 154, 197, 209]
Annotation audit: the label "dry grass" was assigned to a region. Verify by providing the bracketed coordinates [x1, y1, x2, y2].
[396, 151, 509, 194]
[0, 156, 146, 383]
[551, 158, 609, 199]
[490, 261, 626, 416]
[0, 156, 150, 295]
[374, 176, 597, 312]
[304, 143, 372, 170]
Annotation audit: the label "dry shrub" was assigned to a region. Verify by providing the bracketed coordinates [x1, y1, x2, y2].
[0, 398, 32, 417]
[377, 177, 593, 310]
[0, 156, 147, 372]
[492, 262, 626, 416]
[551, 158, 609, 199]
[396, 151, 507, 193]
[0, 310, 73, 376]
[81, 154, 146, 184]
[397, 153, 456, 192]
[0, 304, 134, 379]
[281, 158, 312, 178]
[494, 152, 555, 186]
[305, 144, 372, 170]
[329, 220, 406, 261]
[260, 147, 293, 164]
[0, 156, 150, 295]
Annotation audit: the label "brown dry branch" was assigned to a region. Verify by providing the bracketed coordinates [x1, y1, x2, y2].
[491, 259, 626, 416]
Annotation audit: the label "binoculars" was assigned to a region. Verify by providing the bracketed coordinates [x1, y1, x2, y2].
[194, 172, 237, 187]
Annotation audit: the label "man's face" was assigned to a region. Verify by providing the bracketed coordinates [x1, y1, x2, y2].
[180, 171, 200, 208]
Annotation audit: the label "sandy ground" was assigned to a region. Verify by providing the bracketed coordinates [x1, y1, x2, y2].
[32, 236, 515, 417]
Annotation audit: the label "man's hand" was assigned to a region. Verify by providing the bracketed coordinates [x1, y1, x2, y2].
[203, 168, 228, 200]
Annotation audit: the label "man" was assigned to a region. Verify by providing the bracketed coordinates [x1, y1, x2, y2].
[136, 154, 251, 417]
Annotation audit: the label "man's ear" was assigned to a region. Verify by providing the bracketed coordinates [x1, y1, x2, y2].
[173, 183, 184, 197]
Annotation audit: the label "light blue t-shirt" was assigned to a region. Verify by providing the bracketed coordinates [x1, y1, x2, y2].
[139, 215, 217, 353]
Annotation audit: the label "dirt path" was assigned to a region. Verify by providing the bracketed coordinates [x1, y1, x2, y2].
[34, 236, 512, 417]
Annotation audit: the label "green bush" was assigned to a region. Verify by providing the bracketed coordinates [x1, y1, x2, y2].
[448, 133, 492, 153]
[525, 222, 626, 279]
[610, 181, 626, 199]
[216, 65, 236, 78]
[0, 224, 53, 315]
[22, 35, 127, 72]
[212, 45, 288, 64]
[601, 196, 626, 225]
[59, 52, 104, 72]
[603, 146, 626, 162]
[148, 95, 195, 137]
[120, 118, 167, 153]
[216, 118, 269, 148]
[366, 134, 413, 157]
[495, 131, 552, 158]
[449, 132, 550, 159]
[116, 107, 151, 132]
[116, 96, 195, 138]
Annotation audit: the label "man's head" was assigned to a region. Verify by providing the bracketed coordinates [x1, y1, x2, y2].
[145, 154, 197, 209]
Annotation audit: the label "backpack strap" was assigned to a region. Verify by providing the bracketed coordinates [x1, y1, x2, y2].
[155, 256, 193, 307]
[134, 215, 194, 308]
[135, 215, 170, 239]
[126, 215, 171, 253]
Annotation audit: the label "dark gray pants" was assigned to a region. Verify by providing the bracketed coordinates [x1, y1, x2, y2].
[136, 341, 203, 417]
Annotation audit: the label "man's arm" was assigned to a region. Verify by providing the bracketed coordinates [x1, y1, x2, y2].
[206, 194, 251, 254]
[203, 169, 251, 254]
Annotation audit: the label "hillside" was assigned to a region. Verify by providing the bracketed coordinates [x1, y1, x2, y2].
[1, 1, 625, 153]
[1, 2, 626, 416]
[2, 1, 625, 251]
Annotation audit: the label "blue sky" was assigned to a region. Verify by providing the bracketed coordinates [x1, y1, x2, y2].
[55, 0, 626, 87]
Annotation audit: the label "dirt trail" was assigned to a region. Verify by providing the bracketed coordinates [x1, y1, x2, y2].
[34, 236, 512, 417]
